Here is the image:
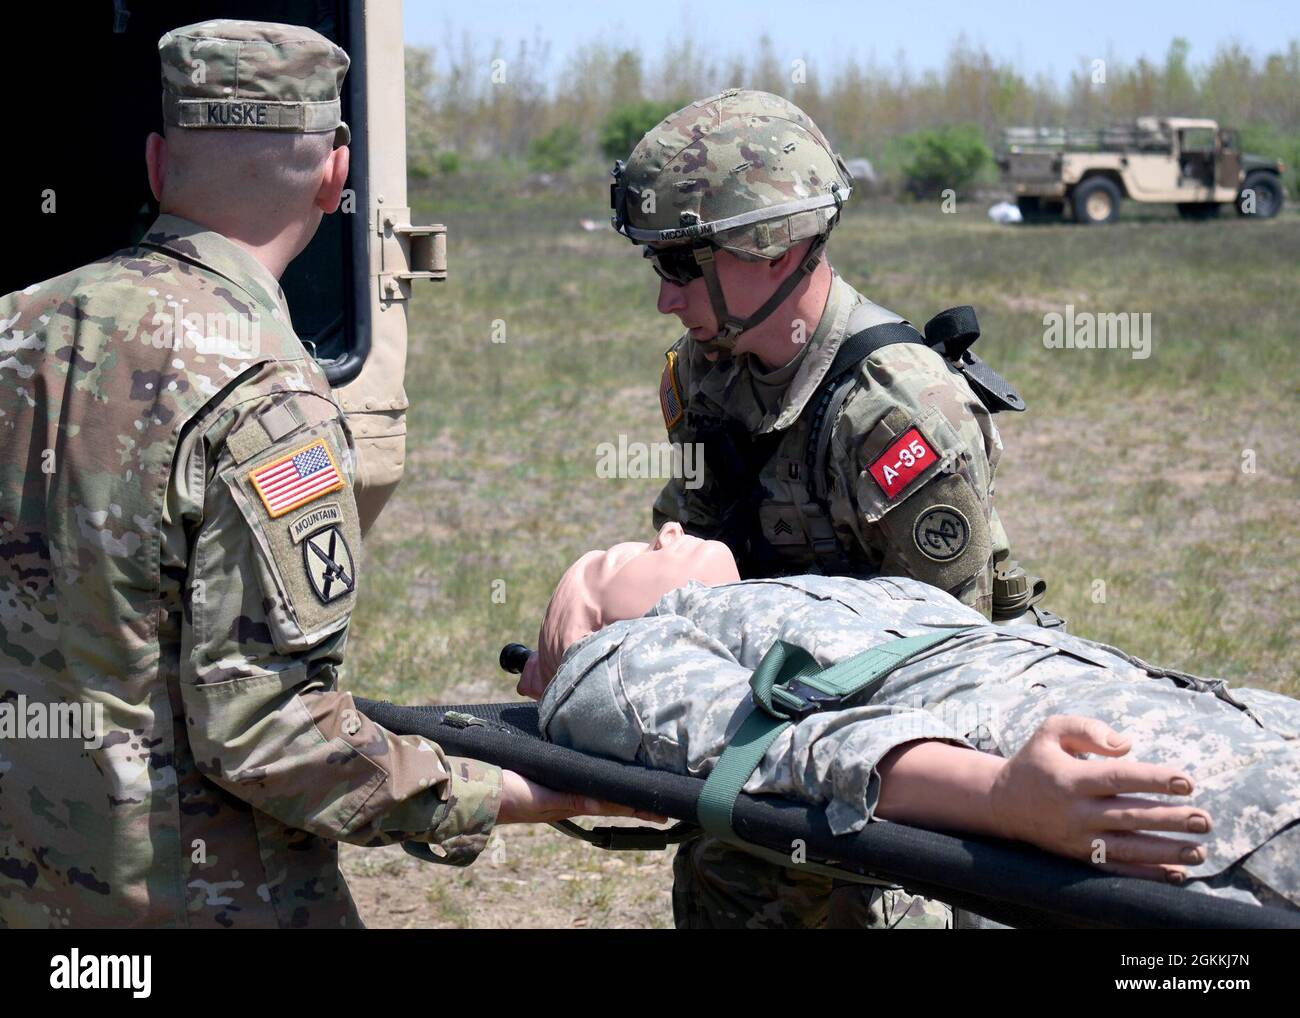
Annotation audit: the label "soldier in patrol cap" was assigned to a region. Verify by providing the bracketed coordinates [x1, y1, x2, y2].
[0, 19, 643, 929]
[610, 89, 1054, 928]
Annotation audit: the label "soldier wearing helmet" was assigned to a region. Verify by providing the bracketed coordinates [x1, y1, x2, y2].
[612, 88, 1053, 928]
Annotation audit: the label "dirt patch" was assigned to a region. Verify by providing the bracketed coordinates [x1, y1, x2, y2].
[996, 290, 1093, 314]
[343, 824, 676, 929]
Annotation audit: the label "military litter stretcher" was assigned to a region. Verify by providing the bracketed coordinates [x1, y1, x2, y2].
[355, 643, 1300, 931]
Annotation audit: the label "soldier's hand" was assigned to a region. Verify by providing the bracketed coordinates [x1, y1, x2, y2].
[989, 714, 1213, 883]
[496, 769, 666, 826]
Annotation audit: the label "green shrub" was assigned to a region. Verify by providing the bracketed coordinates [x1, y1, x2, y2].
[1236, 123, 1300, 198]
[599, 100, 680, 163]
[436, 150, 463, 176]
[527, 124, 583, 173]
[893, 124, 992, 200]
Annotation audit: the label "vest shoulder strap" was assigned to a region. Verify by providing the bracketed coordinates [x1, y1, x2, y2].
[806, 312, 925, 504]
[825, 318, 927, 380]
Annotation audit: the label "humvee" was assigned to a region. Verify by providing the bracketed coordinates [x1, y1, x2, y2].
[3, 0, 436, 534]
[999, 117, 1286, 224]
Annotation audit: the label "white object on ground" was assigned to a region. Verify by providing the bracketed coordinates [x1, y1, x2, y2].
[988, 201, 1023, 224]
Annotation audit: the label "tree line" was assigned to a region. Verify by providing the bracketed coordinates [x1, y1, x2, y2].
[405, 34, 1300, 195]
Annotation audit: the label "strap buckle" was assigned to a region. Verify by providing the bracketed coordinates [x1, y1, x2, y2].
[768, 677, 845, 721]
[699, 629, 975, 847]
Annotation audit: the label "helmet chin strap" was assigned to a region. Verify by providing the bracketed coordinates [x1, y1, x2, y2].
[690, 235, 829, 355]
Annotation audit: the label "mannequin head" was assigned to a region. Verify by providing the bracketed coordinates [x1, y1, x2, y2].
[518, 523, 739, 698]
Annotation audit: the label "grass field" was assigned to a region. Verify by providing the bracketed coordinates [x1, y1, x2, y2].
[339, 174, 1300, 927]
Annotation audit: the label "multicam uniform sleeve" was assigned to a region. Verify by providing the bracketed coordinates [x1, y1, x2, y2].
[168, 383, 500, 862]
[825, 343, 1005, 617]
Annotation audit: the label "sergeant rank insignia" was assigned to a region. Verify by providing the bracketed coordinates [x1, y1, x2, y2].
[302, 525, 355, 604]
[248, 438, 346, 518]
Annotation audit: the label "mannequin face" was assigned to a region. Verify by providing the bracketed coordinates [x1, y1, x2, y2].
[599, 522, 739, 621]
[518, 523, 739, 698]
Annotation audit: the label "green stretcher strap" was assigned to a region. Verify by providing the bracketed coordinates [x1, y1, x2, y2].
[697, 626, 975, 846]
[695, 701, 794, 843]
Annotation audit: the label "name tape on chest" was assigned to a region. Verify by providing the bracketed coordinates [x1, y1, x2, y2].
[867, 426, 937, 499]
[248, 439, 346, 518]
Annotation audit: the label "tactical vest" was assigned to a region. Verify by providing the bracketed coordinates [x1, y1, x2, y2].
[687, 302, 1023, 581]
[0, 236, 334, 926]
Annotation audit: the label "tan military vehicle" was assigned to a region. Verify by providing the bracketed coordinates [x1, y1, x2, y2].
[1000, 117, 1286, 224]
[4, 0, 436, 535]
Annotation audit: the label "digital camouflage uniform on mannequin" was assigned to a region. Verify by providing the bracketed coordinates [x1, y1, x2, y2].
[540, 574, 1300, 918]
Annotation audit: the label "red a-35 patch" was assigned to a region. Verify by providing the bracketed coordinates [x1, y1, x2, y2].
[868, 426, 937, 499]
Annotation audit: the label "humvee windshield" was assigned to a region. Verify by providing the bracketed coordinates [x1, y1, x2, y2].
[1180, 127, 1217, 152]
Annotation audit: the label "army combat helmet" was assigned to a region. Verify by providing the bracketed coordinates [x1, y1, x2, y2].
[611, 88, 853, 351]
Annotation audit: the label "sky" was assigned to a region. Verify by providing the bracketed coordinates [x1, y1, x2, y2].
[404, 0, 1300, 87]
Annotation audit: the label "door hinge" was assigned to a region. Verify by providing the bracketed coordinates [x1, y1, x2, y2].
[378, 207, 447, 302]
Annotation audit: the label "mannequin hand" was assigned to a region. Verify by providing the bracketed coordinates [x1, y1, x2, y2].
[989, 715, 1212, 883]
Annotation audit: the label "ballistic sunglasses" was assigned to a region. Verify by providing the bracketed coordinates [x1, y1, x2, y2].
[643, 244, 708, 286]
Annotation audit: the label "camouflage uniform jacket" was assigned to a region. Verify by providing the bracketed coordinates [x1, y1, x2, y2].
[654, 274, 1010, 616]
[540, 575, 1300, 906]
[0, 215, 499, 929]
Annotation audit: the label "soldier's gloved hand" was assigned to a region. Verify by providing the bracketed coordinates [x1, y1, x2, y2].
[988, 715, 1213, 884]
[497, 769, 667, 826]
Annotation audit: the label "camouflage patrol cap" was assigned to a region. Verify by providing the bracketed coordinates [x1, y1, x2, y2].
[611, 88, 853, 259]
[159, 20, 350, 147]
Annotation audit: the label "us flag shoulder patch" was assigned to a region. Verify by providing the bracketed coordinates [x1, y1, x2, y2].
[249, 438, 346, 518]
[660, 350, 684, 430]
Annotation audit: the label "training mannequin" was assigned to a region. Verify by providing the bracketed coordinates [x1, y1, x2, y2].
[517, 524, 1300, 912]
[522, 523, 740, 696]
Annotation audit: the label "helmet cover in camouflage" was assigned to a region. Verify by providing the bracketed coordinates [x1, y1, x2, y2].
[611, 89, 853, 259]
[159, 19, 351, 147]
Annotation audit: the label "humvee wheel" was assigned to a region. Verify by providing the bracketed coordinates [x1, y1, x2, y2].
[1237, 172, 1284, 219]
[1177, 202, 1222, 220]
[1072, 177, 1121, 224]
